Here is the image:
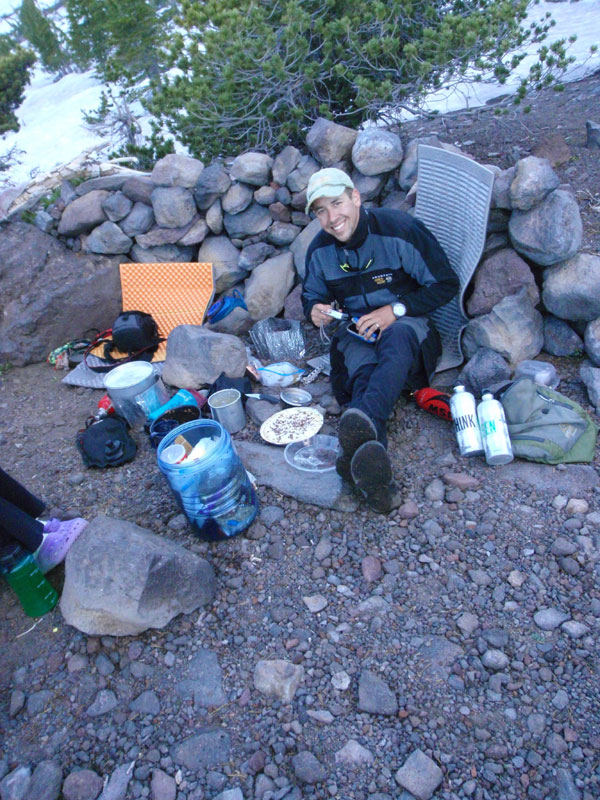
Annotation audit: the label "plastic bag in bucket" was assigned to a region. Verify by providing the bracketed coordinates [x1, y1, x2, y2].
[156, 419, 258, 541]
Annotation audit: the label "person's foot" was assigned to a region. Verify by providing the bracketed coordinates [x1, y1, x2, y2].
[336, 408, 378, 482]
[350, 440, 401, 513]
[34, 518, 88, 574]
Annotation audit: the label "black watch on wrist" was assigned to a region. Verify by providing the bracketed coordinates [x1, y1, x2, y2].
[392, 302, 406, 318]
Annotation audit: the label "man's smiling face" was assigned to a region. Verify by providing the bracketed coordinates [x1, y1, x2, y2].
[312, 188, 361, 243]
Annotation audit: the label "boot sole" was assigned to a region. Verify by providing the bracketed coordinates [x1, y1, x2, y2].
[350, 441, 392, 493]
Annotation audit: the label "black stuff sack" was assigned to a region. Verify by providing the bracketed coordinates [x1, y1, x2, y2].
[76, 416, 137, 468]
[112, 311, 160, 354]
[498, 377, 598, 464]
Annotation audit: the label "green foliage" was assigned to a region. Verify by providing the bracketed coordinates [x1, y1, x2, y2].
[0, 41, 35, 135]
[66, 0, 172, 84]
[147, 0, 576, 159]
[18, 0, 70, 74]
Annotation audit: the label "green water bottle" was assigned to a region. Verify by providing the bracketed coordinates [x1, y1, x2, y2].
[3, 554, 59, 617]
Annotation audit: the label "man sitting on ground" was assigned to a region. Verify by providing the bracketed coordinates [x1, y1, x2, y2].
[302, 168, 459, 513]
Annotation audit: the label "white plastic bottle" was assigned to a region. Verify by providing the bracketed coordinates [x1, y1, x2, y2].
[477, 392, 514, 465]
[449, 385, 484, 457]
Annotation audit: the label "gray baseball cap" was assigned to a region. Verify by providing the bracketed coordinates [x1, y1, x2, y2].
[305, 168, 354, 214]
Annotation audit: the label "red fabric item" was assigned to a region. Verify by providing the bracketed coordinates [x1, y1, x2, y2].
[414, 387, 452, 421]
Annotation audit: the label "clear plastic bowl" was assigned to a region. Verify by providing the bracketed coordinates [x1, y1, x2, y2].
[284, 434, 340, 472]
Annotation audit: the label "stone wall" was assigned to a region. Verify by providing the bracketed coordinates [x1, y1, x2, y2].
[5, 117, 600, 402]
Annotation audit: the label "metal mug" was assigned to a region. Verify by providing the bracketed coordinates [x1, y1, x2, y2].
[208, 388, 246, 434]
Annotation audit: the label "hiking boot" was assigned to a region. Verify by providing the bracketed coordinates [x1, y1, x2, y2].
[350, 440, 401, 514]
[336, 408, 377, 482]
[34, 517, 88, 574]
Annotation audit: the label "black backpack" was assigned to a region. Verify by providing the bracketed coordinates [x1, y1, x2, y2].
[84, 311, 163, 373]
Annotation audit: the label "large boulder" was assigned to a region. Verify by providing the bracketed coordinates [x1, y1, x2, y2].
[197, 235, 248, 294]
[457, 348, 511, 397]
[398, 135, 442, 191]
[230, 152, 273, 186]
[57, 189, 110, 236]
[508, 156, 560, 211]
[466, 247, 539, 317]
[0, 221, 121, 365]
[194, 162, 232, 210]
[287, 155, 320, 193]
[508, 189, 582, 266]
[222, 182, 254, 215]
[351, 129, 403, 176]
[60, 516, 216, 636]
[162, 325, 248, 387]
[272, 145, 302, 186]
[543, 316, 584, 356]
[151, 153, 204, 188]
[289, 218, 321, 279]
[86, 221, 132, 254]
[244, 252, 295, 320]
[151, 186, 197, 229]
[542, 252, 600, 322]
[223, 202, 272, 239]
[306, 117, 357, 167]
[120, 201, 155, 237]
[463, 288, 544, 367]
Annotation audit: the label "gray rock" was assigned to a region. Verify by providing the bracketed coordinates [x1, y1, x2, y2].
[580, 361, 600, 411]
[9, 689, 25, 717]
[482, 649, 509, 671]
[97, 763, 133, 800]
[254, 185, 277, 206]
[119, 202, 155, 237]
[457, 348, 511, 397]
[0, 766, 31, 800]
[586, 119, 600, 149]
[222, 182, 254, 215]
[418, 636, 464, 681]
[244, 252, 295, 320]
[463, 288, 543, 367]
[214, 790, 243, 800]
[239, 242, 276, 271]
[272, 145, 302, 186]
[509, 156, 560, 211]
[352, 170, 386, 201]
[62, 769, 104, 800]
[206, 303, 253, 336]
[254, 659, 304, 703]
[75, 175, 129, 195]
[223, 202, 272, 239]
[334, 739, 374, 767]
[230, 152, 273, 186]
[135, 218, 201, 248]
[151, 186, 197, 228]
[358, 670, 397, 715]
[129, 690, 160, 715]
[556, 768, 582, 800]
[26, 689, 53, 715]
[456, 612, 480, 636]
[194, 162, 232, 210]
[289, 218, 322, 279]
[24, 760, 62, 800]
[86, 689, 118, 717]
[466, 248, 539, 316]
[178, 216, 209, 246]
[198, 235, 248, 294]
[151, 154, 204, 188]
[60, 515, 216, 636]
[175, 649, 226, 707]
[491, 166, 516, 209]
[122, 176, 155, 205]
[284, 284, 305, 321]
[150, 770, 176, 800]
[552, 689, 569, 710]
[206, 198, 223, 234]
[509, 189, 582, 266]
[287, 154, 320, 193]
[527, 712, 547, 735]
[352, 129, 403, 176]
[34, 209, 54, 232]
[266, 221, 301, 246]
[543, 253, 600, 321]
[584, 318, 600, 366]
[533, 608, 570, 630]
[398, 135, 442, 190]
[86, 222, 132, 254]
[395, 749, 443, 800]
[292, 751, 326, 784]
[543, 316, 584, 356]
[162, 325, 247, 387]
[102, 192, 132, 222]
[561, 620, 589, 638]
[171, 730, 231, 770]
[236, 441, 359, 512]
[58, 190, 110, 236]
[306, 118, 357, 167]
[550, 537, 578, 556]
[130, 243, 193, 263]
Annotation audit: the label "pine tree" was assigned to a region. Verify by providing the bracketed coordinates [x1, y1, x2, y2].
[0, 41, 35, 135]
[18, 0, 69, 75]
[147, 0, 576, 159]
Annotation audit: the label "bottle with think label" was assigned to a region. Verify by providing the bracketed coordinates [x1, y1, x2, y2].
[450, 385, 484, 457]
[477, 391, 514, 465]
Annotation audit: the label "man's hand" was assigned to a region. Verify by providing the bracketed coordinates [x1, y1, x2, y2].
[355, 305, 396, 340]
[310, 303, 336, 327]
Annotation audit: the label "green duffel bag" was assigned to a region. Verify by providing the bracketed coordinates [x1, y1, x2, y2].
[498, 377, 598, 464]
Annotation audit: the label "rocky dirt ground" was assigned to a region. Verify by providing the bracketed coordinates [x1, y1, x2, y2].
[1, 71, 600, 800]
